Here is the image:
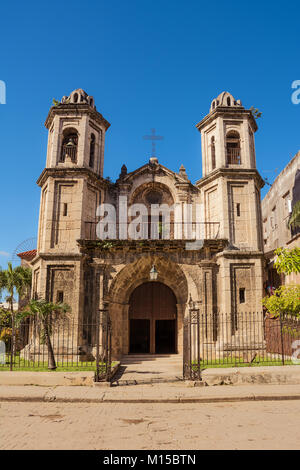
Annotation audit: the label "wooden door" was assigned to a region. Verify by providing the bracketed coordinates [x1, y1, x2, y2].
[129, 282, 177, 354]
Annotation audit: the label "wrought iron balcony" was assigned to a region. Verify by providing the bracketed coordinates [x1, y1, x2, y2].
[84, 221, 221, 241]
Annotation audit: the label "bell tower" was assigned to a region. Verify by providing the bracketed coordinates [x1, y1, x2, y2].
[196, 92, 265, 315]
[37, 89, 110, 255]
[45, 88, 110, 175]
[197, 91, 258, 177]
[196, 91, 264, 252]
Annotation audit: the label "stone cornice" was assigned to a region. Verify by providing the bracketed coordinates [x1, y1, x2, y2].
[36, 167, 109, 188]
[77, 238, 228, 255]
[196, 167, 265, 190]
[45, 104, 111, 130]
[37, 252, 83, 261]
[216, 249, 264, 260]
[196, 107, 258, 133]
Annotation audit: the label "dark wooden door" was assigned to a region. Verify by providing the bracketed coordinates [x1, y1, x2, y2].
[129, 282, 177, 354]
[130, 319, 150, 353]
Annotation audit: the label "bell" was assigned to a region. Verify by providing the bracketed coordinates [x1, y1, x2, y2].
[66, 138, 75, 146]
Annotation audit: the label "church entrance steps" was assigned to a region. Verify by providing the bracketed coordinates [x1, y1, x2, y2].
[113, 354, 183, 385]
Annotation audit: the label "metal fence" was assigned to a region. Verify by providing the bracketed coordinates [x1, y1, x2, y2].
[2, 309, 300, 383]
[84, 221, 221, 241]
[0, 312, 112, 382]
[183, 309, 300, 380]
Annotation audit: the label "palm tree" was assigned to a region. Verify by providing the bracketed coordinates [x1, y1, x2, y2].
[0, 262, 32, 370]
[21, 299, 70, 370]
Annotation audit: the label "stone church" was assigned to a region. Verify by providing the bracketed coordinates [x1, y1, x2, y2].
[30, 88, 265, 360]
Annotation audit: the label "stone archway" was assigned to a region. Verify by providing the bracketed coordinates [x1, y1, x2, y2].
[107, 255, 189, 358]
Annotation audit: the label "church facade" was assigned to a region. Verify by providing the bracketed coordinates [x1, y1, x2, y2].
[30, 89, 265, 360]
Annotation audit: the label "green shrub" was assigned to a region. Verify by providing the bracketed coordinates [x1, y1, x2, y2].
[262, 284, 300, 317]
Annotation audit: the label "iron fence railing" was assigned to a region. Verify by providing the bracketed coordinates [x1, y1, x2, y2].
[2, 309, 299, 383]
[0, 313, 112, 382]
[84, 221, 221, 241]
[226, 147, 241, 165]
[60, 144, 77, 163]
[183, 310, 300, 380]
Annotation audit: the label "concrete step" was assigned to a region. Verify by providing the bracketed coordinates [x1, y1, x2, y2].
[113, 376, 184, 386]
[121, 354, 182, 362]
[115, 354, 184, 385]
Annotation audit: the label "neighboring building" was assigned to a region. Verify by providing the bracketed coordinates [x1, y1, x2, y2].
[262, 153, 300, 287]
[28, 89, 265, 360]
[0, 302, 18, 311]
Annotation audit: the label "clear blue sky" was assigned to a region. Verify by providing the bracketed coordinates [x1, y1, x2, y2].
[0, 0, 299, 269]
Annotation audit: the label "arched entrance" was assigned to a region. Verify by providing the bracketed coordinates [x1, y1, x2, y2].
[129, 282, 177, 354]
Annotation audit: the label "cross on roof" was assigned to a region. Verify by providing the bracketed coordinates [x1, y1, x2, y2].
[143, 128, 164, 157]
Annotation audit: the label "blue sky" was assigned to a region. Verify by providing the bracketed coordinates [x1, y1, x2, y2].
[0, 0, 299, 269]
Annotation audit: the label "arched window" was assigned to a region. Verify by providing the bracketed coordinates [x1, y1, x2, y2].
[211, 136, 216, 170]
[226, 130, 241, 165]
[89, 133, 96, 168]
[60, 128, 78, 163]
[227, 96, 231, 106]
[146, 191, 163, 239]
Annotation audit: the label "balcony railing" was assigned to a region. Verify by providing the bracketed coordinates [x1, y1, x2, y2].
[226, 147, 241, 165]
[60, 144, 77, 163]
[84, 221, 221, 241]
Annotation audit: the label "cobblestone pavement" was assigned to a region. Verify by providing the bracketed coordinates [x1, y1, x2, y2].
[1, 400, 300, 450]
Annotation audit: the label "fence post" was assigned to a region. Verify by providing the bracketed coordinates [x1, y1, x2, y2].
[95, 310, 100, 382]
[10, 313, 15, 371]
[279, 311, 285, 366]
[182, 317, 188, 379]
[187, 296, 202, 381]
[105, 313, 112, 382]
[197, 308, 201, 381]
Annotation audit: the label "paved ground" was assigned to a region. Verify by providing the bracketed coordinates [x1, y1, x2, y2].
[1, 399, 300, 450]
[115, 354, 183, 384]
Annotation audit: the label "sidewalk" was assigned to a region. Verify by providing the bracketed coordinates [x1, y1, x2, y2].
[1, 364, 300, 387]
[1, 383, 300, 404]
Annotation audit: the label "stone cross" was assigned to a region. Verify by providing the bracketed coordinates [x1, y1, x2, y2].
[143, 128, 164, 157]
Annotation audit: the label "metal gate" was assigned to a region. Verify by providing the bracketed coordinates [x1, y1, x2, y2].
[95, 308, 112, 382]
[183, 298, 202, 381]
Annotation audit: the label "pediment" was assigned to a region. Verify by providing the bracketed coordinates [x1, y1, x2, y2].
[118, 161, 190, 185]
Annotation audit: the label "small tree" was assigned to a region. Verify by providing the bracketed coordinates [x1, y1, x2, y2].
[263, 247, 300, 317]
[249, 106, 262, 119]
[0, 263, 32, 370]
[262, 284, 300, 318]
[21, 299, 70, 370]
[274, 247, 300, 275]
[0, 307, 12, 346]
